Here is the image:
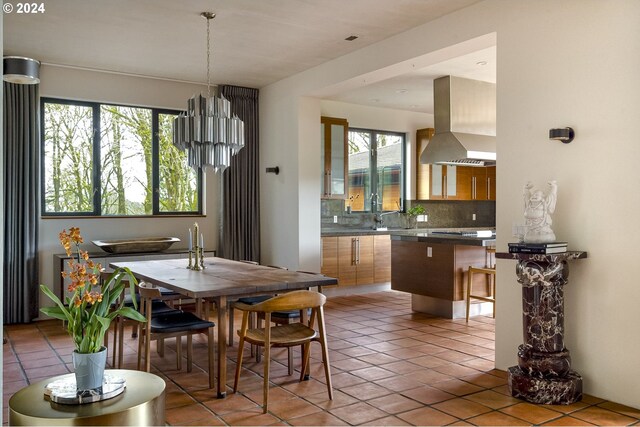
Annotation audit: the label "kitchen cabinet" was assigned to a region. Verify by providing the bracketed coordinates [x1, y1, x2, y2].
[455, 166, 496, 200]
[487, 166, 496, 200]
[338, 236, 374, 285]
[321, 116, 349, 199]
[415, 128, 434, 200]
[373, 234, 391, 283]
[430, 164, 458, 199]
[320, 237, 338, 278]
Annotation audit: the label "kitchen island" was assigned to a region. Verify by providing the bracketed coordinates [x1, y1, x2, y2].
[390, 231, 496, 318]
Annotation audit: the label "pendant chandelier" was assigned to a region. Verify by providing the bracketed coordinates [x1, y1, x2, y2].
[173, 12, 245, 172]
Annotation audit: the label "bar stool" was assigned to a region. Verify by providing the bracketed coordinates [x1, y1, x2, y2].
[465, 246, 496, 322]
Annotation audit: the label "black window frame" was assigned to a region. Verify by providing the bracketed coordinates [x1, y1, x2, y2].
[348, 127, 406, 213]
[40, 97, 202, 217]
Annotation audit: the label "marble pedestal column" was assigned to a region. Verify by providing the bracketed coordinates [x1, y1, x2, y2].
[496, 251, 587, 405]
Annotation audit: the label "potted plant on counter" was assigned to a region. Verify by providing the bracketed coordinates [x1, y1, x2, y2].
[403, 205, 426, 229]
[40, 227, 146, 395]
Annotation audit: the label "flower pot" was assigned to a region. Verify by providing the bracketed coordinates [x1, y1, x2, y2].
[404, 215, 417, 229]
[72, 346, 107, 394]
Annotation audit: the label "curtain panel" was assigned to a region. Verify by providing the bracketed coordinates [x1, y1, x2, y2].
[3, 82, 40, 323]
[218, 86, 260, 261]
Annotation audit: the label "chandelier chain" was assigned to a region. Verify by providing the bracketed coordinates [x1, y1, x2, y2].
[206, 15, 211, 99]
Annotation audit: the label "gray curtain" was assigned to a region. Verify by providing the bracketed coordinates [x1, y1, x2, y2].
[218, 86, 260, 261]
[3, 82, 40, 323]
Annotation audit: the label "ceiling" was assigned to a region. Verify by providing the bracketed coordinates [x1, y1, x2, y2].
[4, 0, 494, 113]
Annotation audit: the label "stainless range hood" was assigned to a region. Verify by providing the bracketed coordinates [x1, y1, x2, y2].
[420, 76, 496, 166]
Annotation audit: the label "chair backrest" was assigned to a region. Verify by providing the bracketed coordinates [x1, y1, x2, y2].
[248, 290, 326, 313]
[138, 281, 162, 299]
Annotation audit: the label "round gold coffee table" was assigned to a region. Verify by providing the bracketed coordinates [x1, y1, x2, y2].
[9, 369, 165, 426]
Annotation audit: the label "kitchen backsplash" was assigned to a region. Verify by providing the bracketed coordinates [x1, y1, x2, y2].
[321, 199, 496, 230]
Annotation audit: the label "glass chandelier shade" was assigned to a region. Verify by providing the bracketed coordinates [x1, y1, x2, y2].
[173, 12, 245, 172]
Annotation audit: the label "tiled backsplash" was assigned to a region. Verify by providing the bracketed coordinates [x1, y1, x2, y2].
[321, 199, 496, 230]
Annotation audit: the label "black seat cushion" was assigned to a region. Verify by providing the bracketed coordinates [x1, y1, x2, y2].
[123, 293, 141, 307]
[150, 300, 180, 316]
[150, 311, 215, 334]
[271, 308, 311, 320]
[158, 286, 181, 297]
[238, 295, 272, 305]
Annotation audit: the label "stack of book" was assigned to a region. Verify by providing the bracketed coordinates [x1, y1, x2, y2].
[508, 242, 568, 254]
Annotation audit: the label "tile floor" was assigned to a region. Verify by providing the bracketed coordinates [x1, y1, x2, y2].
[4, 291, 640, 426]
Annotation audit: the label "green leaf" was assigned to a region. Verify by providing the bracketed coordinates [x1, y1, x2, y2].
[116, 306, 147, 322]
[39, 284, 72, 321]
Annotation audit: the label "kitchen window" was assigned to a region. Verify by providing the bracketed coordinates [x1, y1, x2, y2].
[347, 128, 405, 212]
[41, 98, 201, 216]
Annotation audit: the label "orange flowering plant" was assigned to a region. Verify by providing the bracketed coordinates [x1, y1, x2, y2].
[40, 228, 146, 354]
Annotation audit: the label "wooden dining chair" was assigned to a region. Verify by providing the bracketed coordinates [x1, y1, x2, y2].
[233, 290, 333, 413]
[137, 282, 216, 388]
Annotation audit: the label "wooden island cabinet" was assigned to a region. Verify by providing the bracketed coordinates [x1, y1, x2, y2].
[321, 234, 391, 286]
[390, 233, 496, 318]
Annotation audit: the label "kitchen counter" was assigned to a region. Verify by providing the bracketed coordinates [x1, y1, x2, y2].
[321, 228, 495, 239]
[390, 231, 495, 247]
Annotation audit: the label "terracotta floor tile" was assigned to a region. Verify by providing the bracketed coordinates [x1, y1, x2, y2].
[431, 379, 485, 397]
[461, 372, 507, 388]
[304, 389, 359, 410]
[165, 403, 216, 425]
[581, 394, 607, 405]
[432, 397, 493, 419]
[332, 358, 372, 371]
[378, 360, 423, 374]
[288, 411, 349, 426]
[366, 393, 423, 414]
[411, 367, 454, 384]
[545, 400, 590, 414]
[350, 366, 396, 381]
[356, 352, 400, 365]
[460, 357, 495, 372]
[598, 401, 640, 419]
[542, 416, 596, 426]
[397, 406, 460, 426]
[409, 354, 452, 368]
[571, 406, 638, 426]
[267, 397, 322, 420]
[468, 411, 532, 426]
[433, 363, 482, 377]
[330, 402, 389, 425]
[462, 389, 521, 409]
[373, 374, 425, 392]
[329, 372, 368, 388]
[340, 382, 390, 400]
[500, 402, 563, 424]
[401, 385, 456, 405]
[360, 415, 412, 425]
[221, 408, 282, 426]
[165, 390, 197, 409]
[203, 393, 259, 415]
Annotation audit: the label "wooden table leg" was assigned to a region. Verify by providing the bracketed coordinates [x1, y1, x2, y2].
[216, 296, 228, 398]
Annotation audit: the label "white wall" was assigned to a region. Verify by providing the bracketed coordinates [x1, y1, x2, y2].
[38, 65, 220, 305]
[260, 0, 640, 408]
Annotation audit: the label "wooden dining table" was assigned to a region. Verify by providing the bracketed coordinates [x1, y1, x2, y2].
[110, 257, 337, 398]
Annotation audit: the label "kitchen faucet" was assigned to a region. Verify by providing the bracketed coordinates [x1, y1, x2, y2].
[373, 210, 400, 229]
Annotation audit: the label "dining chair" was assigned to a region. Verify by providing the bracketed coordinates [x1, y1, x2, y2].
[137, 282, 216, 388]
[233, 290, 333, 413]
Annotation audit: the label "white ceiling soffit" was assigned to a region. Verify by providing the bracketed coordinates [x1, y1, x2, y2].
[3, 0, 482, 89]
[325, 46, 497, 114]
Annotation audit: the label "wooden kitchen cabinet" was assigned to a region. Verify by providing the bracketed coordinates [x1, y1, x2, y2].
[338, 235, 374, 285]
[320, 237, 338, 278]
[373, 234, 391, 283]
[456, 166, 489, 200]
[430, 164, 458, 199]
[416, 128, 434, 200]
[487, 166, 496, 200]
[321, 116, 349, 199]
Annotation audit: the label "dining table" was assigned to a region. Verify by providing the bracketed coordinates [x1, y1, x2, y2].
[110, 256, 337, 398]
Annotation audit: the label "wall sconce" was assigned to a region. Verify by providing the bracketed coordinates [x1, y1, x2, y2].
[266, 166, 280, 175]
[549, 127, 574, 144]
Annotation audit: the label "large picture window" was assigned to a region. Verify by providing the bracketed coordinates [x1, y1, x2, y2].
[348, 128, 405, 212]
[41, 99, 201, 216]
